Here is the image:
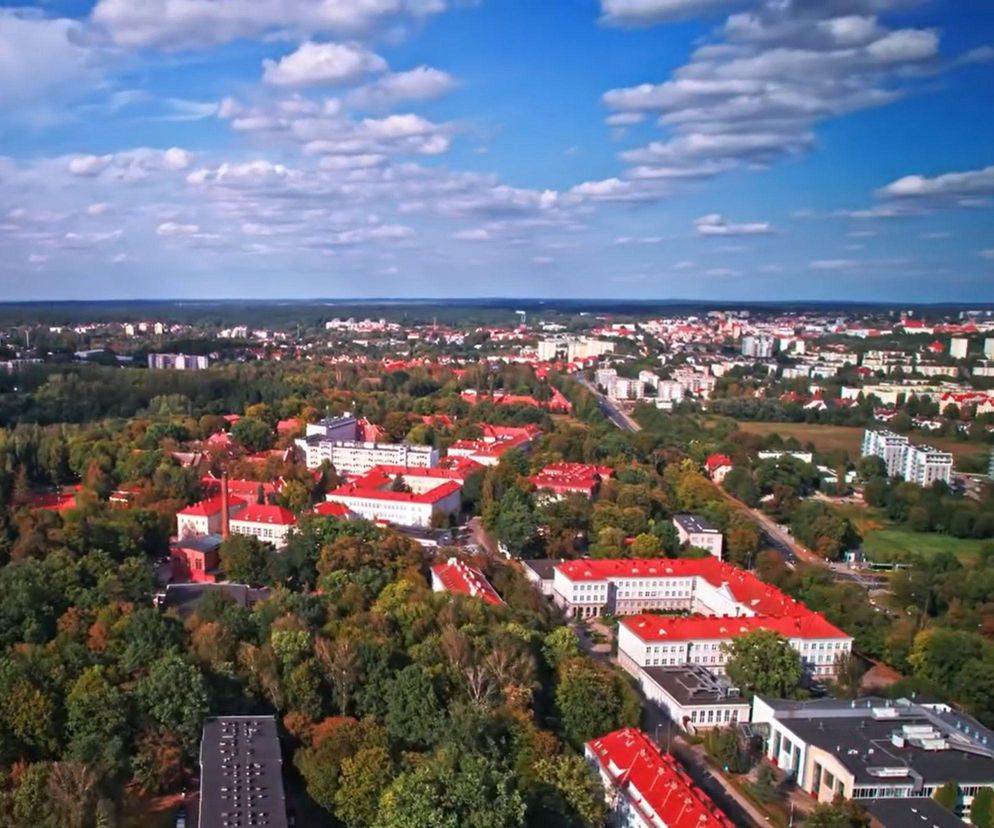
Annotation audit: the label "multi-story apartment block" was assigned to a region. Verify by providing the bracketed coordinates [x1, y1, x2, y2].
[148, 352, 209, 370]
[861, 429, 953, 485]
[325, 465, 466, 528]
[295, 436, 439, 473]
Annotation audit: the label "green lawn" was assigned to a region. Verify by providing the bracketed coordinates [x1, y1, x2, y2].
[833, 503, 989, 563]
[860, 527, 988, 563]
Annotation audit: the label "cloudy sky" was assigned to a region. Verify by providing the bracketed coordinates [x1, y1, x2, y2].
[0, 0, 992, 301]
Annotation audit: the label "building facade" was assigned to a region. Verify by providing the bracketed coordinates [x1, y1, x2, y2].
[296, 436, 439, 473]
[228, 505, 297, 549]
[673, 514, 724, 559]
[861, 429, 953, 485]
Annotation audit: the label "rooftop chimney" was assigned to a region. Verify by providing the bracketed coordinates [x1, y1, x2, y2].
[221, 472, 230, 540]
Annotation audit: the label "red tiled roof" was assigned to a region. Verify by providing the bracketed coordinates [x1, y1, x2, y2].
[178, 494, 247, 518]
[314, 501, 350, 518]
[431, 558, 503, 606]
[586, 728, 735, 828]
[705, 454, 733, 473]
[529, 462, 614, 495]
[277, 418, 302, 433]
[230, 505, 297, 526]
[620, 611, 849, 643]
[329, 479, 462, 504]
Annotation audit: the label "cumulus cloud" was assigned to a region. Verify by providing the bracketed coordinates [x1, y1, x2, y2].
[88, 0, 448, 50]
[694, 213, 773, 235]
[876, 165, 994, 201]
[347, 66, 456, 108]
[68, 148, 192, 179]
[263, 42, 387, 87]
[598, 0, 966, 194]
[0, 9, 108, 114]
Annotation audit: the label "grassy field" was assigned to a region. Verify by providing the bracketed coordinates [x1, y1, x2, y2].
[732, 421, 986, 462]
[834, 503, 988, 563]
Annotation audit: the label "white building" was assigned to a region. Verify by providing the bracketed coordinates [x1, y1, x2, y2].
[305, 414, 359, 441]
[950, 337, 970, 360]
[228, 505, 297, 549]
[585, 728, 734, 828]
[638, 665, 750, 732]
[295, 437, 439, 473]
[618, 612, 852, 682]
[861, 429, 953, 485]
[148, 353, 209, 370]
[985, 337, 994, 360]
[326, 466, 464, 528]
[608, 377, 644, 401]
[537, 336, 614, 362]
[752, 695, 994, 810]
[655, 380, 684, 404]
[176, 495, 245, 538]
[673, 514, 723, 559]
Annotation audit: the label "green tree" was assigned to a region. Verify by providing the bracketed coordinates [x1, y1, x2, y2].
[722, 629, 803, 697]
[385, 664, 445, 748]
[65, 667, 130, 780]
[231, 416, 275, 452]
[542, 627, 581, 669]
[554, 658, 640, 748]
[934, 781, 960, 811]
[629, 533, 662, 558]
[135, 654, 209, 754]
[531, 753, 605, 827]
[373, 749, 525, 828]
[803, 800, 870, 827]
[335, 745, 395, 828]
[487, 488, 538, 553]
[220, 534, 273, 585]
[972, 786, 994, 828]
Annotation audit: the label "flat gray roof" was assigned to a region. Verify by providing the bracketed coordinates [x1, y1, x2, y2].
[642, 664, 747, 707]
[674, 514, 719, 533]
[857, 797, 965, 828]
[199, 716, 288, 828]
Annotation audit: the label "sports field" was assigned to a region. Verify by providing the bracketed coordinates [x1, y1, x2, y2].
[732, 421, 985, 462]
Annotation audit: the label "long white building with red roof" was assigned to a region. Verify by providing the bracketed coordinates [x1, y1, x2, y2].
[528, 462, 614, 498]
[585, 728, 734, 828]
[618, 612, 851, 681]
[176, 494, 246, 538]
[547, 556, 851, 679]
[431, 557, 503, 606]
[446, 424, 542, 466]
[229, 505, 297, 549]
[325, 464, 470, 528]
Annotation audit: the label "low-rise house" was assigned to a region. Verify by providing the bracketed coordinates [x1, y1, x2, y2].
[431, 558, 503, 606]
[673, 514, 724, 559]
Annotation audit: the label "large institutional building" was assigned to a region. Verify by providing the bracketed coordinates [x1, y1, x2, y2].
[531, 556, 851, 682]
[752, 695, 994, 817]
[861, 428, 953, 486]
[296, 436, 439, 474]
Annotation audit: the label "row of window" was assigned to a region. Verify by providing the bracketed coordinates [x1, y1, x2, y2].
[688, 708, 740, 724]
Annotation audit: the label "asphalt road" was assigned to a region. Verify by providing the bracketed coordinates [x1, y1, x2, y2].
[577, 377, 642, 433]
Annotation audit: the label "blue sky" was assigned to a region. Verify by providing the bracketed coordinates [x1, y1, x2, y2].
[0, 0, 992, 301]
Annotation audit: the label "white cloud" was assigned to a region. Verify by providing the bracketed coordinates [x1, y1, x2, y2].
[810, 258, 859, 270]
[600, 0, 739, 26]
[598, 1, 963, 193]
[263, 42, 387, 87]
[157, 221, 199, 236]
[86, 202, 112, 216]
[876, 165, 994, 200]
[694, 212, 772, 236]
[68, 148, 192, 179]
[347, 66, 456, 108]
[705, 267, 740, 276]
[452, 228, 494, 241]
[980, 249, 994, 261]
[0, 10, 107, 115]
[89, 0, 447, 50]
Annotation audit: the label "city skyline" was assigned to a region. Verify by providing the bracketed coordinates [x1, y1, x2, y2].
[1, 0, 992, 301]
